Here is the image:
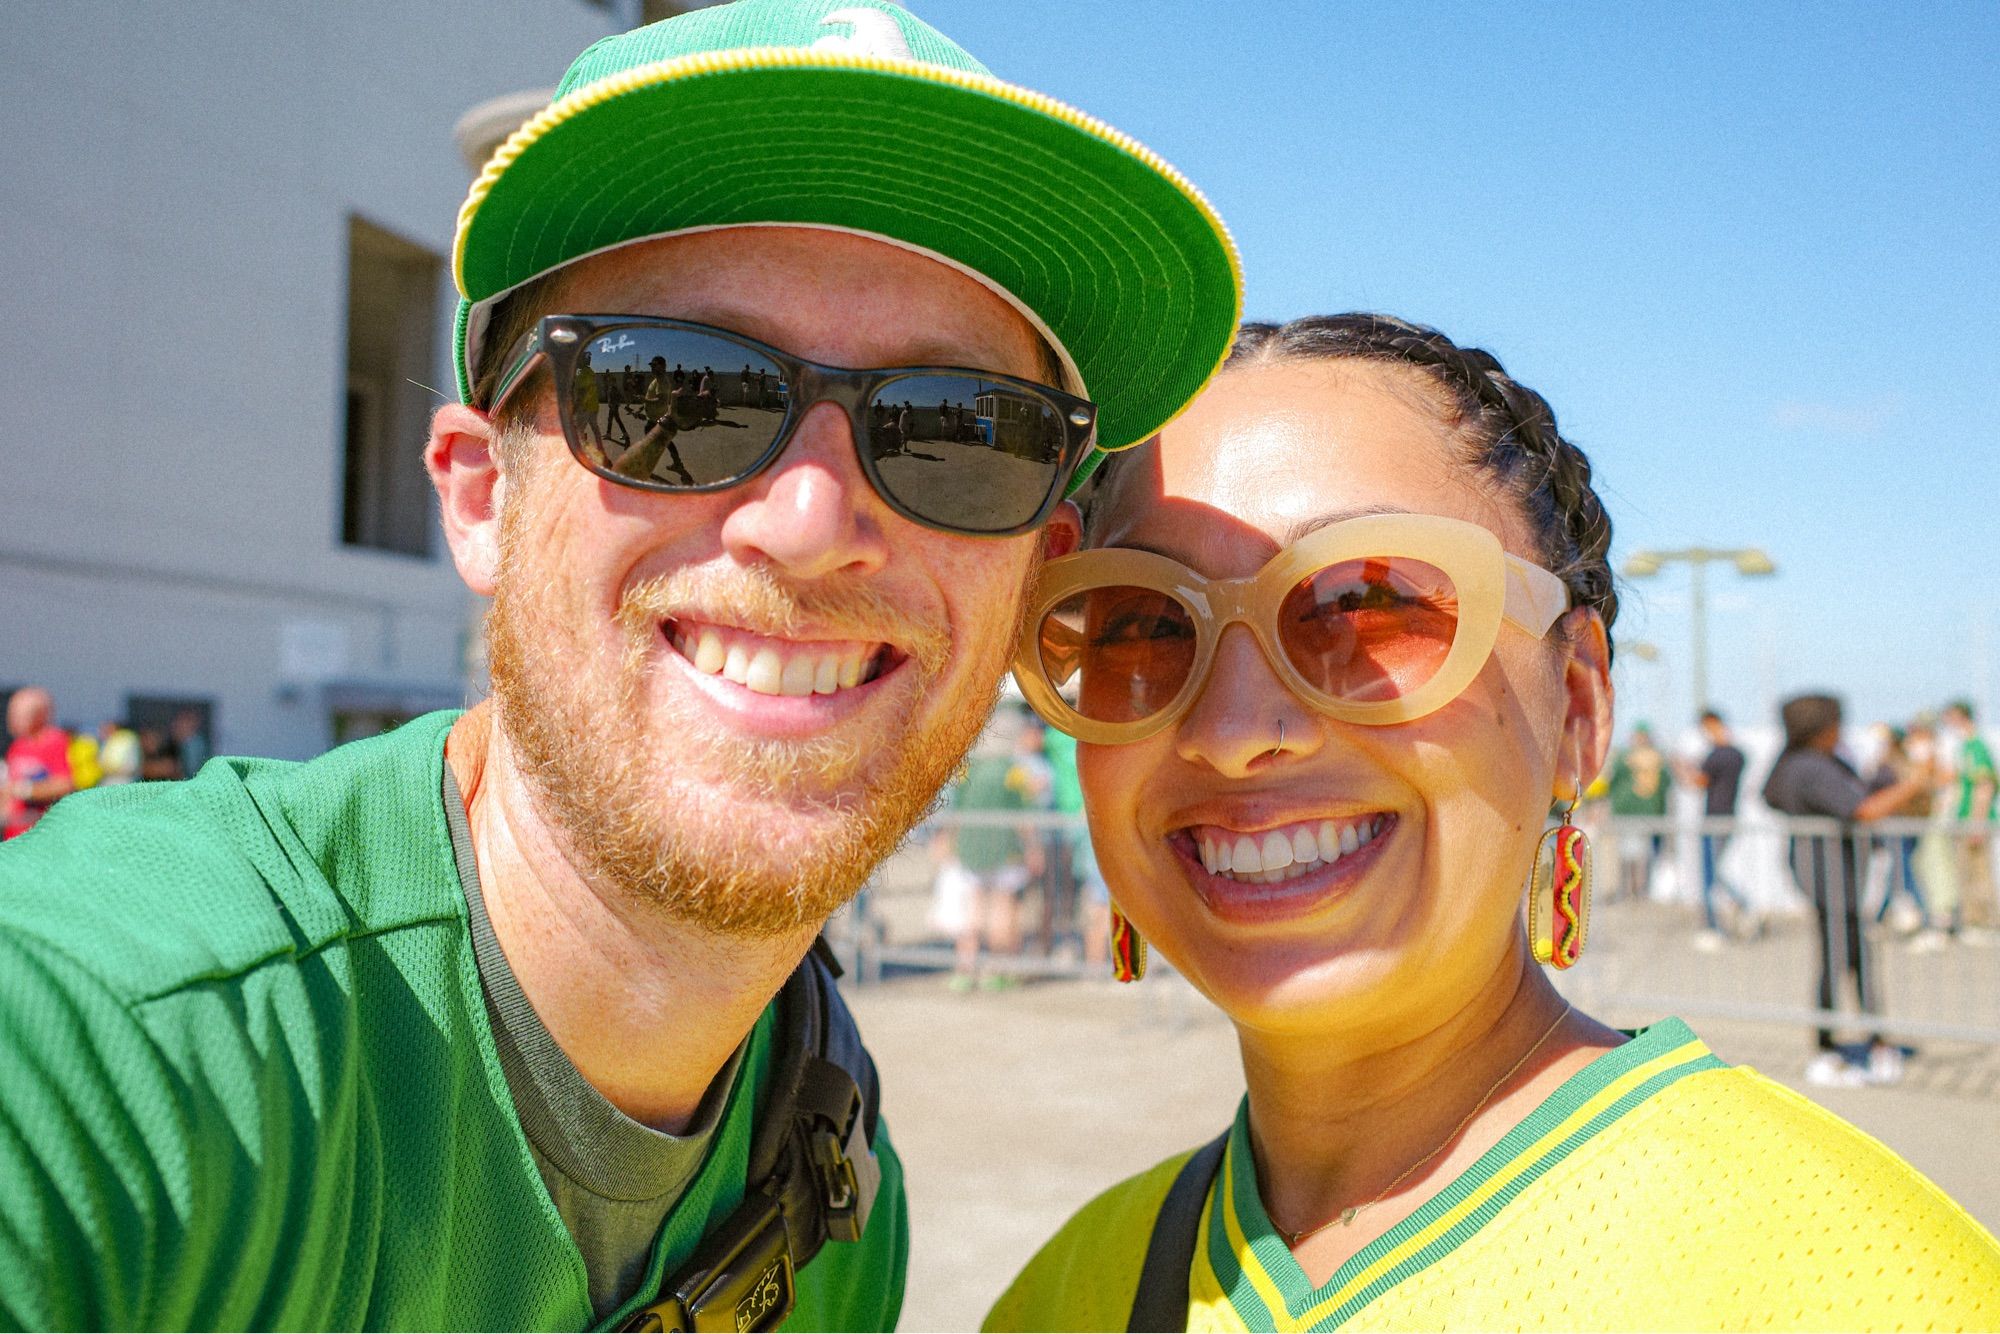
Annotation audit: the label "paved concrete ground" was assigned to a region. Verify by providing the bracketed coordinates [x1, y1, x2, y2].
[847, 972, 2000, 1333]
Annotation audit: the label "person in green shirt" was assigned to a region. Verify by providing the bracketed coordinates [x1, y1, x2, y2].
[1941, 699, 1998, 936]
[0, 2, 1242, 1327]
[1607, 723, 1672, 900]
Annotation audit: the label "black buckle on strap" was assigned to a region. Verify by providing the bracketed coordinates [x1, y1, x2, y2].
[619, 1195, 796, 1333]
[799, 1059, 879, 1244]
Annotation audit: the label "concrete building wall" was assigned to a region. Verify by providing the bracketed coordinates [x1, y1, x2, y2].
[0, 1, 625, 758]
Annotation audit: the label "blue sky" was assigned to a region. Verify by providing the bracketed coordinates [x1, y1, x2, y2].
[918, 0, 2000, 735]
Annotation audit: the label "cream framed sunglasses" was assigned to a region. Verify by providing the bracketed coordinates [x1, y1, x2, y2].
[1013, 512, 1572, 743]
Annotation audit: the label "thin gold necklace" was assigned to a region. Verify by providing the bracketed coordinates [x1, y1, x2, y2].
[1273, 1002, 1573, 1248]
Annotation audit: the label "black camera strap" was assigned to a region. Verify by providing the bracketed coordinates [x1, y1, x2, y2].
[619, 940, 881, 1334]
[1125, 1130, 1228, 1333]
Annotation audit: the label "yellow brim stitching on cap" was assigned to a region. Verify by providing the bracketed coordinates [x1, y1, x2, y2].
[451, 47, 1245, 444]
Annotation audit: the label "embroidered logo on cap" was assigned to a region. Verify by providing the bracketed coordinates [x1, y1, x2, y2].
[810, 7, 913, 59]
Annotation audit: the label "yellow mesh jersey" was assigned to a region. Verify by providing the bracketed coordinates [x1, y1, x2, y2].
[986, 1020, 2000, 1332]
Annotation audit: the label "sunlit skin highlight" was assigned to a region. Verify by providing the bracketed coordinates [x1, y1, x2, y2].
[1080, 357, 1615, 1281]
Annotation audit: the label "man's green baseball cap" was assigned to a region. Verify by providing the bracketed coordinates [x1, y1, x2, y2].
[451, 0, 1241, 479]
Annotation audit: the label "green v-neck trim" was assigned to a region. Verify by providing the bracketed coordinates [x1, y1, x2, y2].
[1208, 1018, 1723, 1331]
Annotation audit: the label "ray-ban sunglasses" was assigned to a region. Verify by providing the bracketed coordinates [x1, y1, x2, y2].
[487, 315, 1100, 537]
[1014, 512, 1573, 743]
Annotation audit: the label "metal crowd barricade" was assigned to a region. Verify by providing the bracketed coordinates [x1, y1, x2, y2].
[831, 807, 2000, 1047]
[1559, 813, 2000, 1045]
[827, 808, 1097, 985]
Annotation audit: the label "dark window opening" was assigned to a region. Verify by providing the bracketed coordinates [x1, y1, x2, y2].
[341, 216, 442, 556]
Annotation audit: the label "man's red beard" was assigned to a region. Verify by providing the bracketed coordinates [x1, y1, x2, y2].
[483, 465, 1032, 938]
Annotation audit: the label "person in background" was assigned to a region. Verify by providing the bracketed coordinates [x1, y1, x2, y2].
[1868, 722, 1938, 948]
[64, 725, 102, 793]
[1685, 709, 1749, 949]
[5, 689, 73, 840]
[1763, 693, 1929, 1086]
[568, 348, 606, 457]
[1939, 699, 1997, 943]
[1042, 724, 1109, 969]
[169, 709, 209, 776]
[1607, 723, 1670, 899]
[1910, 716, 1966, 940]
[96, 720, 142, 786]
[137, 725, 181, 781]
[943, 718, 1045, 990]
[1007, 717, 1065, 954]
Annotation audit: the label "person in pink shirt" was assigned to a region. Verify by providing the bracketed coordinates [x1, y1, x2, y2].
[4, 687, 72, 840]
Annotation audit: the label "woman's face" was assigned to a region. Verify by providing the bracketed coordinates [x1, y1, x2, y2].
[1082, 357, 1609, 1041]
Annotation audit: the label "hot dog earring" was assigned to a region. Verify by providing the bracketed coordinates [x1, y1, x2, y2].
[1109, 904, 1147, 982]
[1530, 775, 1592, 969]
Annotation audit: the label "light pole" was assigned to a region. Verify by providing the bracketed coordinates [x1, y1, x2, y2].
[1615, 640, 1662, 737]
[1621, 547, 1776, 719]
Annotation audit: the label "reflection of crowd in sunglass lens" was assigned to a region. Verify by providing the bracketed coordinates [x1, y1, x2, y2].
[489, 314, 1099, 537]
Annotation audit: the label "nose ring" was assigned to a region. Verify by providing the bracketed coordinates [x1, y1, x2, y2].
[1267, 718, 1286, 760]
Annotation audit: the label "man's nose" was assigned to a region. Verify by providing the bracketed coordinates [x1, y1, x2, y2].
[718, 402, 891, 579]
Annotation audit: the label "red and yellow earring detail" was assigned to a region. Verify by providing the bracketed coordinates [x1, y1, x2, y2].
[1529, 791, 1592, 969]
[1109, 904, 1147, 983]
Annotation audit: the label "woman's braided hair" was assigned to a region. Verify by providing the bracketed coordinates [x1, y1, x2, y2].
[1103, 313, 1617, 649]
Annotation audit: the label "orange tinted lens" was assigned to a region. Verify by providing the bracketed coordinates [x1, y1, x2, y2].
[1279, 557, 1459, 702]
[1038, 587, 1197, 725]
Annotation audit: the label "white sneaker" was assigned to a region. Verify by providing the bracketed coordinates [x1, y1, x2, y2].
[1805, 1053, 1867, 1088]
[1865, 1045, 1906, 1086]
[1907, 929, 1948, 954]
[1692, 929, 1728, 953]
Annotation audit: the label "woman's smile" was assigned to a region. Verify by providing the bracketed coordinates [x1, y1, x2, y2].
[1168, 810, 1398, 922]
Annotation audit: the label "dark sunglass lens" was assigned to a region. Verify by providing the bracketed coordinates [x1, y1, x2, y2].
[1279, 557, 1460, 703]
[1039, 587, 1197, 724]
[865, 375, 1066, 532]
[568, 327, 786, 487]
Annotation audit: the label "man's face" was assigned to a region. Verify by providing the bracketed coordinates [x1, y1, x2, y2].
[480, 227, 1070, 936]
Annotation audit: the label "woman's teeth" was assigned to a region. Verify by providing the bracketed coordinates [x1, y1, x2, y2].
[1193, 815, 1387, 884]
[670, 626, 876, 697]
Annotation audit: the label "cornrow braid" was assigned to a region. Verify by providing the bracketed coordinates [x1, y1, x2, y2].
[1117, 313, 1617, 649]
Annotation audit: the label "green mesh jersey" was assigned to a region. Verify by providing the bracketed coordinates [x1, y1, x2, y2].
[0, 711, 907, 1330]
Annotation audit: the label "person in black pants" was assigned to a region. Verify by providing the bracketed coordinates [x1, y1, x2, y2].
[1688, 708, 1750, 945]
[1763, 694, 1928, 1086]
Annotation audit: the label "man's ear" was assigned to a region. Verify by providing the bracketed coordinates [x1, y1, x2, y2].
[1559, 607, 1615, 797]
[1041, 499, 1083, 562]
[426, 403, 505, 596]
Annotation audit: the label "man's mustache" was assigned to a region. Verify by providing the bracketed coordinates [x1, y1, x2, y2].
[616, 564, 952, 677]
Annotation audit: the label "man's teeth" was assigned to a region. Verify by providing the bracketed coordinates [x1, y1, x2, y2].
[674, 627, 874, 697]
[1195, 815, 1387, 884]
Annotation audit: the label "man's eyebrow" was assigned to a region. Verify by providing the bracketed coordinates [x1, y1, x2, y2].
[884, 338, 1029, 373]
